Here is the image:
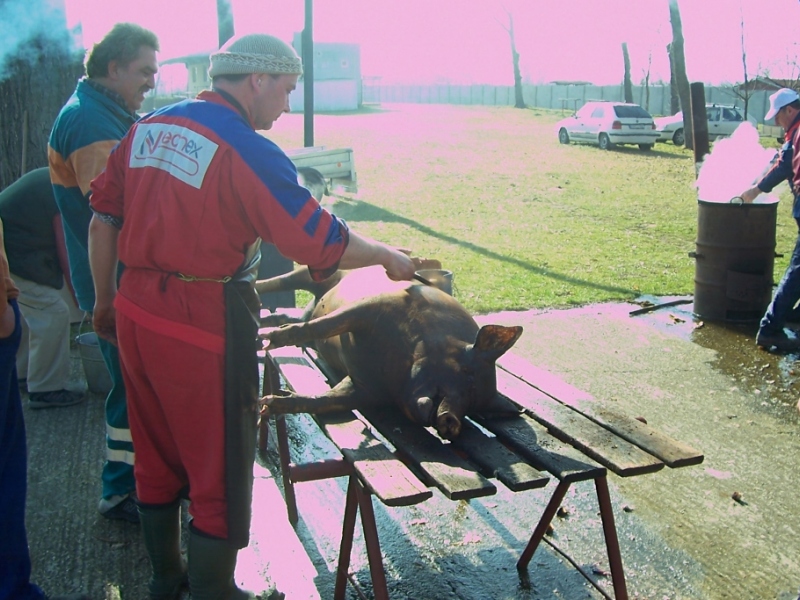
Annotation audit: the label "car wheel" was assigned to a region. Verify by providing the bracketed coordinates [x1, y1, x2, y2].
[598, 133, 612, 150]
[672, 129, 685, 146]
[558, 128, 570, 144]
[639, 144, 653, 151]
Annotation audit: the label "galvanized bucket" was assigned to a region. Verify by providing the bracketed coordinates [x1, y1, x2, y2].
[75, 331, 112, 395]
[416, 269, 454, 296]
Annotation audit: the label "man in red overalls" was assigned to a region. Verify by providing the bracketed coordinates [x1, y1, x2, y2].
[88, 33, 416, 600]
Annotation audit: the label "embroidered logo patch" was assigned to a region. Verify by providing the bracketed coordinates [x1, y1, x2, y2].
[130, 123, 218, 189]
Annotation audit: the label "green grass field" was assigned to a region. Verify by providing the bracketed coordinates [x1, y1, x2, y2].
[264, 103, 791, 315]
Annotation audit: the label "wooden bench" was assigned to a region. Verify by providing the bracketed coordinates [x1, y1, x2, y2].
[258, 341, 703, 600]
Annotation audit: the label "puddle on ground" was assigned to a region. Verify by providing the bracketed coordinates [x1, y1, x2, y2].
[629, 295, 800, 423]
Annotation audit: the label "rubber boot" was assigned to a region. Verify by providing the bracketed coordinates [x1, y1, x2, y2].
[138, 501, 187, 600]
[188, 527, 256, 600]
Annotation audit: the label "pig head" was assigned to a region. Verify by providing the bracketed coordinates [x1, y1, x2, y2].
[262, 266, 522, 439]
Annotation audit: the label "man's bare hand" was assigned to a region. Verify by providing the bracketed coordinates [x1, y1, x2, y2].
[259, 325, 294, 351]
[740, 187, 761, 203]
[382, 246, 417, 281]
[92, 303, 117, 346]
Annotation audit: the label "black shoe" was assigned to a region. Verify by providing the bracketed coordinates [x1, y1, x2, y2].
[99, 495, 140, 524]
[756, 329, 800, 352]
[29, 389, 85, 409]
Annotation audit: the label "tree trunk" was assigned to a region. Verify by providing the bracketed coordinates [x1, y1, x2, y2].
[667, 43, 680, 114]
[217, 0, 235, 48]
[739, 10, 749, 118]
[0, 27, 83, 189]
[509, 13, 525, 108]
[499, 9, 526, 109]
[642, 51, 652, 111]
[622, 43, 633, 103]
[669, 0, 693, 150]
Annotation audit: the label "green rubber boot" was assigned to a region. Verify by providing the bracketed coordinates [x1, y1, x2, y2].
[188, 528, 255, 600]
[138, 501, 187, 600]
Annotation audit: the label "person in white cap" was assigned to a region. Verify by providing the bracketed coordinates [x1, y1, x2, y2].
[86, 33, 416, 599]
[741, 87, 800, 351]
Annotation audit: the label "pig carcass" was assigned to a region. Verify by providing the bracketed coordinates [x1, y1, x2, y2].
[260, 265, 522, 439]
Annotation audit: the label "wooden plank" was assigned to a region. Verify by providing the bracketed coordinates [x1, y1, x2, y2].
[317, 414, 431, 507]
[497, 353, 704, 468]
[265, 347, 431, 507]
[495, 370, 664, 477]
[361, 406, 497, 501]
[449, 420, 550, 492]
[473, 412, 606, 483]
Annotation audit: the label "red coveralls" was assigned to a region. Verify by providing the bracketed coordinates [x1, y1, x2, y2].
[90, 91, 347, 542]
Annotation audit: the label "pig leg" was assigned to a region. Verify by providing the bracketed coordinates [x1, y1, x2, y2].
[255, 267, 345, 297]
[262, 299, 398, 349]
[260, 313, 306, 327]
[262, 376, 381, 416]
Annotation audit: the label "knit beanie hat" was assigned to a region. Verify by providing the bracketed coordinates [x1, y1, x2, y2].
[209, 34, 303, 78]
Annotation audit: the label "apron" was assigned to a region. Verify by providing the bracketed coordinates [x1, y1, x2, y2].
[223, 242, 263, 548]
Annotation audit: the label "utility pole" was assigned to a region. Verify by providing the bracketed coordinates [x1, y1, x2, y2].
[303, 0, 314, 147]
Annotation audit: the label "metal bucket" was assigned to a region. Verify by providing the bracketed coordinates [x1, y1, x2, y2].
[76, 332, 112, 395]
[416, 269, 454, 296]
[691, 199, 777, 322]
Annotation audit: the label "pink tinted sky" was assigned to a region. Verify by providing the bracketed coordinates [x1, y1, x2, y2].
[66, 0, 800, 86]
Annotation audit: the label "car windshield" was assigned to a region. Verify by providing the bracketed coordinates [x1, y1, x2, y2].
[722, 107, 742, 121]
[613, 105, 651, 118]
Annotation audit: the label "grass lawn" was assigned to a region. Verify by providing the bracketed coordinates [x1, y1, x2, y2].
[263, 103, 792, 315]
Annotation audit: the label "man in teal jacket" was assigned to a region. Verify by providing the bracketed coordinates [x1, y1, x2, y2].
[48, 22, 159, 524]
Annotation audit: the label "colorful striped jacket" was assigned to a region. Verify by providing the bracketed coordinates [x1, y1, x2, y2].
[49, 79, 136, 311]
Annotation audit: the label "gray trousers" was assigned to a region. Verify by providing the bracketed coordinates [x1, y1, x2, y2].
[14, 274, 73, 394]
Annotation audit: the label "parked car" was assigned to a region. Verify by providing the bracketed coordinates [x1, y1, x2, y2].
[555, 101, 659, 151]
[654, 104, 756, 146]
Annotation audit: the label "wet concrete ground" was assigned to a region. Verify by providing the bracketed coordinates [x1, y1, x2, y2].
[22, 298, 800, 599]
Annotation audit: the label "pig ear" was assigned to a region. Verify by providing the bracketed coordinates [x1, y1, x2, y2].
[472, 325, 523, 360]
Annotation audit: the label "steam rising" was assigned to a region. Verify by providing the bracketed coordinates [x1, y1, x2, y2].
[695, 122, 780, 204]
[0, 0, 77, 82]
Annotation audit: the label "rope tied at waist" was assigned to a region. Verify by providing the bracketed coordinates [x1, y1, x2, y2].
[176, 273, 232, 284]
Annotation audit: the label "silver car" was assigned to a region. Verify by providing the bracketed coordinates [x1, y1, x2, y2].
[555, 101, 659, 151]
[654, 104, 756, 146]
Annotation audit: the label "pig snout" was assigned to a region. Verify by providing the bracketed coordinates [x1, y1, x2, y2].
[435, 399, 462, 440]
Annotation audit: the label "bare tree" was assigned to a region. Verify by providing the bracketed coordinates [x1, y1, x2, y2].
[640, 50, 652, 112]
[622, 43, 633, 103]
[668, 0, 693, 150]
[722, 7, 755, 118]
[498, 6, 526, 109]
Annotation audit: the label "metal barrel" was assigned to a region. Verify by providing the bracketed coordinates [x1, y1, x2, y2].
[692, 199, 777, 322]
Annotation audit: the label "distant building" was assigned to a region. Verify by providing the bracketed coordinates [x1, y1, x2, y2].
[291, 35, 362, 112]
[159, 38, 362, 112]
[735, 76, 800, 93]
[161, 52, 211, 97]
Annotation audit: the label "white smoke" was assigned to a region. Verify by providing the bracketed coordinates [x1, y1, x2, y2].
[695, 122, 780, 204]
[0, 0, 79, 82]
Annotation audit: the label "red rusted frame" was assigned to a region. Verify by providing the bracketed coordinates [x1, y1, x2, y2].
[273, 414, 352, 525]
[334, 475, 389, 600]
[274, 415, 299, 525]
[517, 476, 629, 600]
[595, 475, 628, 600]
[516, 480, 570, 571]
